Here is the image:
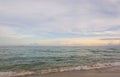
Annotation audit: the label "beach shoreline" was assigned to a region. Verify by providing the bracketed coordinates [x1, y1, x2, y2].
[15, 66, 120, 77]
[0, 62, 120, 77]
[28, 66, 120, 77]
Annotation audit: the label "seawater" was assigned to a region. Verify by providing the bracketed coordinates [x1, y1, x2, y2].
[0, 46, 120, 71]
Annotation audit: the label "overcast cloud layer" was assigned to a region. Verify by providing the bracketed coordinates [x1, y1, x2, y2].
[0, 0, 120, 46]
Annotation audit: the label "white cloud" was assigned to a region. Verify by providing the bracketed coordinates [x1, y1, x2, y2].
[0, 0, 120, 45]
[0, 0, 69, 19]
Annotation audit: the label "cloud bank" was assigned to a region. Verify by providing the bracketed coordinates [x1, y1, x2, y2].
[0, 0, 120, 46]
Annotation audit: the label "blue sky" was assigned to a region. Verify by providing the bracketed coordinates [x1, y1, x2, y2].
[0, 0, 120, 46]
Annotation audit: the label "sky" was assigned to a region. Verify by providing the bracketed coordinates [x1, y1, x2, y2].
[0, 0, 120, 46]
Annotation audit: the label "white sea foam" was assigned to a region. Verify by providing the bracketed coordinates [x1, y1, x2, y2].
[0, 62, 120, 77]
[0, 71, 34, 77]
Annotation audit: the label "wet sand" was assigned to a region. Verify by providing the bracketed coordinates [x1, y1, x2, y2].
[25, 66, 120, 77]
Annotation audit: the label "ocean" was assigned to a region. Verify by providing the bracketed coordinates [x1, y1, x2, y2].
[0, 46, 120, 71]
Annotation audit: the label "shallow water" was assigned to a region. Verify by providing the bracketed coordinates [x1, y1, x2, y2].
[0, 46, 120, 71]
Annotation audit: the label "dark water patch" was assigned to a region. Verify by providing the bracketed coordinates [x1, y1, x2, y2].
[0, 62, 46, 71]
[90, 50, 120, 53]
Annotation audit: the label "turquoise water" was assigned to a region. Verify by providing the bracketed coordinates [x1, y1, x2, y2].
[0, 46, 120, 71]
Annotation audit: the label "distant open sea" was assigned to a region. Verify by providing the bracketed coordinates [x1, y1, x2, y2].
[0, 46, 120, 71]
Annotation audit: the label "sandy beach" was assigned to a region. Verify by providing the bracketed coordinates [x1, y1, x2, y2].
[25, 66, 120, 77]
[2, 67, 120, 77]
